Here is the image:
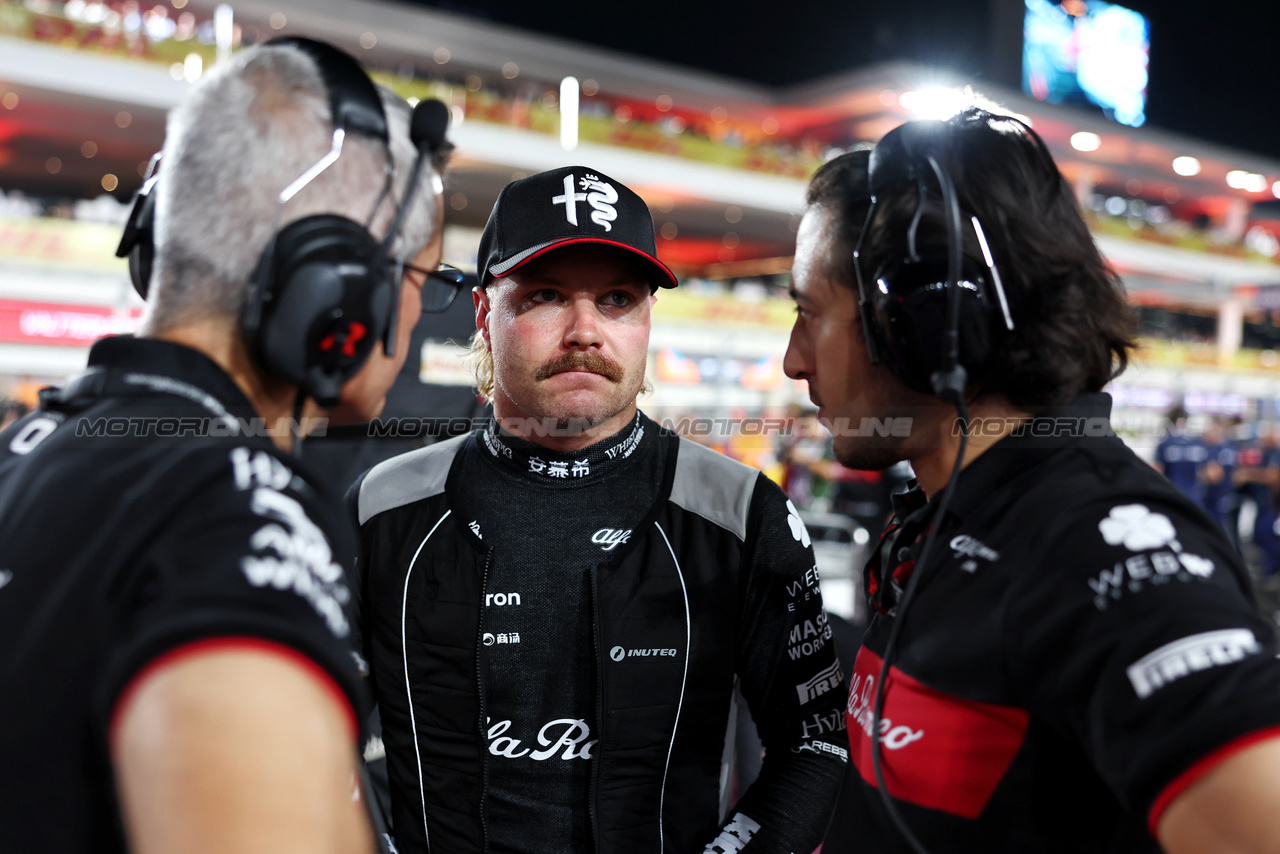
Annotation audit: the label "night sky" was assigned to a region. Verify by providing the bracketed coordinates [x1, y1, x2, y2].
[404, 0, 1280, 162]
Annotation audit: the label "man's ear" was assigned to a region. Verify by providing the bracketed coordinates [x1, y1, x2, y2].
[473, 285, 492, 351]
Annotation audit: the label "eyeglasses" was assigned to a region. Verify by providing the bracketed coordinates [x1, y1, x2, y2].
[396, 260, 466, 313]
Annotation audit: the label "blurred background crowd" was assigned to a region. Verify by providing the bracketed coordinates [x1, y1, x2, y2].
[6, 0, 1280, 627]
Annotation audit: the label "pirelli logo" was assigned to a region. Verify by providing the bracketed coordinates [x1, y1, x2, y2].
[796, 660, 842, 705]
[1126, 629, 1261, 699]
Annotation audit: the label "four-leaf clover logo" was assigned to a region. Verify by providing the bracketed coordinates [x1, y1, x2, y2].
[786, 500, 811, 548]
[1099, 504, 1177, 551]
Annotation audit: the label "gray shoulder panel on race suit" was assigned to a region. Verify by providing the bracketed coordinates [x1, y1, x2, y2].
[669, 436, 758, 542]
[357, 433, 468, 525]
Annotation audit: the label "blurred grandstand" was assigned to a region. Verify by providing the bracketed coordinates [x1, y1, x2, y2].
[5, 0, 1280, 480]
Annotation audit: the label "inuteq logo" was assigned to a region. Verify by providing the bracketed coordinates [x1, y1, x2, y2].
[610, 645, 677, 661]
[1099, 504, 1177, 551]
[1127, 629, 1260, 699]
[786, 500, 811, 548]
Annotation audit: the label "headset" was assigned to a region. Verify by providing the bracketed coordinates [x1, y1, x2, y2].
[117, 36, 450, 408]
[850, 114, 1017, 854]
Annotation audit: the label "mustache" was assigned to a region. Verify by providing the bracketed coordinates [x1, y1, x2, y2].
[535, 351, 625, 382]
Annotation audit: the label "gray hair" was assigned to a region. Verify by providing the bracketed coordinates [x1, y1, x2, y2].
[143, 42, 443, 334]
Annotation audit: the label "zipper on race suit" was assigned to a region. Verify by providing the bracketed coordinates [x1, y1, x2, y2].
[589, 563, 603, 854]
[475, 546, 494, 854]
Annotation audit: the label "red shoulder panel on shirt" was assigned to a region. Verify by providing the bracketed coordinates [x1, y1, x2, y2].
[846, 647, 1029, 819]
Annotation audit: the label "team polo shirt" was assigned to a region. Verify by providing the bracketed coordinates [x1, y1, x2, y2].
[847, 394, 1280, 853]
[0, 336, 366, 854]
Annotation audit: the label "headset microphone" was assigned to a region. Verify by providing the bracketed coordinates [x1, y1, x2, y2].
[380, 98, 450, 357]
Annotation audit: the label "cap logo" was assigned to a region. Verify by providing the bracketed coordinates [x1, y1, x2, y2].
[550, 173, 619, 232]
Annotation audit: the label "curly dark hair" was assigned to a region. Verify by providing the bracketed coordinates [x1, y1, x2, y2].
[840, 108, 1136, 410]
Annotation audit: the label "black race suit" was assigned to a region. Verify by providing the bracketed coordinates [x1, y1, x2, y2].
[350, 412, 848, 854]
[0, 337, 367, 854]
[847, 393, 1280, 852]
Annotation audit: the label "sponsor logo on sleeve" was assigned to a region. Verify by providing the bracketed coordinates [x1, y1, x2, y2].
[793, 740, 850, 762]
[1099, 504, 1177, 551]
[786, 500, 812, 548]
[796, 659, 842, 704]
[240, 487, 350, 637]
[229, 447, 294, 491]
[787, 610, 832, 659]
[800, 709, 847, 739]
[1088, 504, 1216, 609]
[1126, 629, 1261, 699]
[702, 812, 761, 854]
[786, 565, 823, 613]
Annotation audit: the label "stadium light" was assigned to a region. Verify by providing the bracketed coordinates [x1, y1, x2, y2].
[1172, 156, 1201, 177]
[1071, 132, 1102, 152]
[1227, 170, 1267, 193]
[898, 88, 969, 120]
[214, 4, 233, 65]
[560, 76, 580, 151]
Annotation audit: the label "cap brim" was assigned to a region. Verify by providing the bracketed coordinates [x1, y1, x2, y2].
[488, 237, 678, 289]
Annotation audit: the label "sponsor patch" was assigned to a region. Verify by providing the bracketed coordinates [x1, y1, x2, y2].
[786, 500, 812, 548]
[796, 659, 842, 704]
[592, 528, 631, 552]
[1099, 504, 1178, 551]
[1087, 548, 1215, 610]
[240, 487, 350, 637]
[794, 740, 849, 762]
[787, 610, 832, 658]
[846, 647, 1029, 819]
[950, 534, 999, 572]
[486, 717, 596, 760]
[1127, 629, 1261, 699]
[702, 812, 760, 854]
[609, 645, 677, 661]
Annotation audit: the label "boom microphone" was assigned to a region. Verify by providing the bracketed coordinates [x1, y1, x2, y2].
[380, 98, 451, 356]
[409, 97, 450, 153]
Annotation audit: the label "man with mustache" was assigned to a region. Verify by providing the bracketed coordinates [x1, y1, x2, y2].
[349, 167, 848, 853]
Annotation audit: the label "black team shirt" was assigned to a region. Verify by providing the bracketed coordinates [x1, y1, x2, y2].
[0, 337, 366, 854]
[451, 414, 662, 854]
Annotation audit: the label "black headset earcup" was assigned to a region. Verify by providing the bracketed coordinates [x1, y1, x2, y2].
[117, 186, 157, 300]
[871, 254, 993, 395]
[248, 215, 393, 407]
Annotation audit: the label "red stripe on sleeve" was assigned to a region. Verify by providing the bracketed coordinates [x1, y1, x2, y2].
[1147, 725, 1280, 838]
[109, 636, 358, 748]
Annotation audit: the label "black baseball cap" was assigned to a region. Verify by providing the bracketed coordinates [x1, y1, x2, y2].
[477, 166, 679, 290]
